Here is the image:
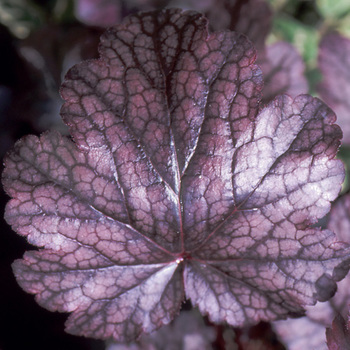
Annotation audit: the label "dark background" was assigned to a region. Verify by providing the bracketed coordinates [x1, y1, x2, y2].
[0, 1, 105, 349]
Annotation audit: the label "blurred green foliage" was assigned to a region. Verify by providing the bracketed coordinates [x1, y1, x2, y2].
[0, 0, 44, 38]
[316, 0, 350, 20]
[0, 0, 74, 38]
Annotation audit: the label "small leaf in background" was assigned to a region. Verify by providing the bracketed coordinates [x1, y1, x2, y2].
[272, 15, 319, 69]
[273, 277, 350, 350]
[74, 0, 122, 27]
[274, 312, 329, 350]
[2, 7, 349, 344]
[258, 41, 308, 104]
[328, 193, 350, 242]
[74, 0, 171, 27]
[318, 32, 350, 145]
[326, 314, 350, 350]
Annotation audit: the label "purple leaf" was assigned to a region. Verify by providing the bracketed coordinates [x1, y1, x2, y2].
[318, 32, 350, 145]
[274, 279, 350, 350]
[258, 41, 308, 104]
[2, 9, 348, 342]
[274, 193, 350, 350]
[74, 0, 170, 27]
[326, 314, 350, 350]
[274, 310, 330, 350]
[75, 0, 123, 26]
[328, 193, 350, 243]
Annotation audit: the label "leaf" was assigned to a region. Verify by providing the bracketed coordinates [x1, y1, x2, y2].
[74, 0, 172, 27]
[326, 314, 350, 350]
[2, 9, 348, 342]
[75, 0, 123, 27]
[318, 32, 350, 145]
[274, 193, 350, 350]
[273, 280, 350, 350]
[328, 193, 350, 242]
[258, 41, 308, 104]
[171, 1, 308, 104]
[274, 311, 330, 350]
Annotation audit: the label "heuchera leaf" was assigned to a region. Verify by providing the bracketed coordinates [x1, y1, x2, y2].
[328, 193, 350, 243]
[75, 0, 123, 27]
[325, 195, 350, 350]
[274, 310, 330, 350]
[273, 287, 350, 350]
[74, 0, 170, 27]
[326, 314, 350, 350]
[2, 9, 348, 342]
[258, 41, 308, 105]
[318, 32, 350, 145]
